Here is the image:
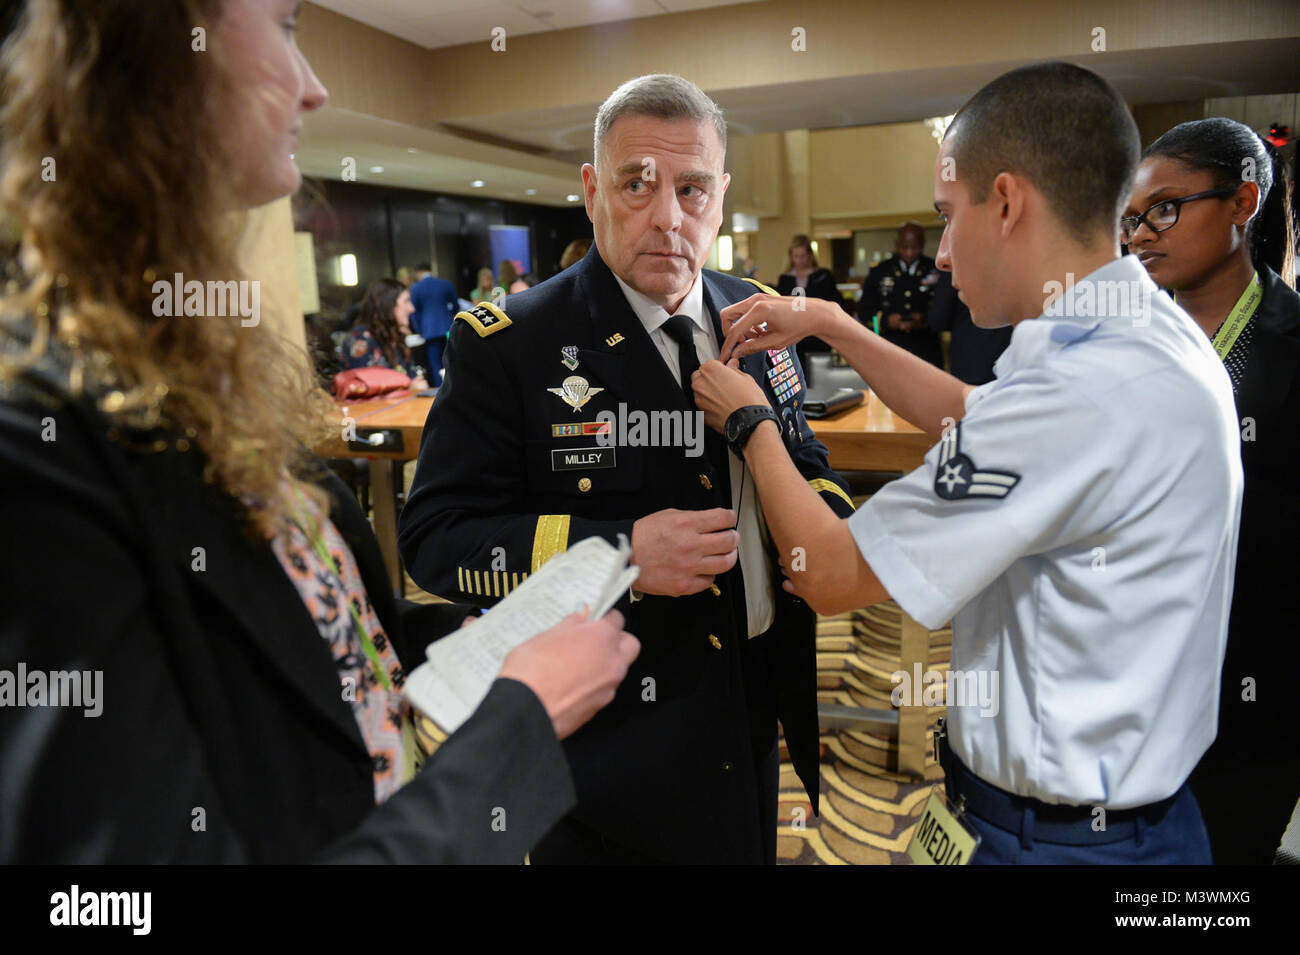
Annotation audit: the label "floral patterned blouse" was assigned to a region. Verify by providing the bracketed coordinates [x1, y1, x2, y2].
[270, 493, 409, 803]
[338, 325, 416, 378]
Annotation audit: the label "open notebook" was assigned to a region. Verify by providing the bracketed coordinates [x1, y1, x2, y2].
[403, 535, 639, 735]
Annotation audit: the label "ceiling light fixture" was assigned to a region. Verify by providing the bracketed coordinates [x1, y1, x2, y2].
[923, 114, 955, 145]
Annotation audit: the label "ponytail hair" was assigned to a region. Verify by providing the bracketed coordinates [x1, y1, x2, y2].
[1144, 118, 1295, 290]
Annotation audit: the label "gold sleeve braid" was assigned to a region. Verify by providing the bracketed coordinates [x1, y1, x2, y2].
[808, 478, 855, 511]
[411, 710, 448, 763]
[741, 277, 779, 296]
[457, 566, 529, 597]
[531, 514, 571, 572]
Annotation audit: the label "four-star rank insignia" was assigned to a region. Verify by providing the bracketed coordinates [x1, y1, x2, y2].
[547, 375, 604, 412]
[455, 301, 512, 338]
[933, 422, 1020, 501]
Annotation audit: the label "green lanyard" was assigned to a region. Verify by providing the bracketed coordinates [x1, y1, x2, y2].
[1210, 272, 1262, 360]
[289, 492, 393, 692]
[1177, 273, 1262, 360]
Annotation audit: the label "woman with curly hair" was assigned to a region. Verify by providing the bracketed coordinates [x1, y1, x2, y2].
[0, 0, 637, 864]
[338, 277, 428, 388]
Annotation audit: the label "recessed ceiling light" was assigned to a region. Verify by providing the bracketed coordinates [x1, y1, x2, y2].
[566, 194, 580, 202]
[471, 179, 485, 188]
[524, 188, 537, 196]
[369, 165, 384, 173]
[407, 148, 417, 154]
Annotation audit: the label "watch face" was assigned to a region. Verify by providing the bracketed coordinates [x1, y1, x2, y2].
[724, 414, 742, 444]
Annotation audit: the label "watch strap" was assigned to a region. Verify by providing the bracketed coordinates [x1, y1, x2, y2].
[726, 405, 778, 454]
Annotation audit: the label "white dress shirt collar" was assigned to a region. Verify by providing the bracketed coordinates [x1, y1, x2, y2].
[613, 272, 707, 338]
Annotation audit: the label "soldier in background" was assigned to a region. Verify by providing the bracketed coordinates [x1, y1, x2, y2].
[927, 269, 1011, 385]
[860, 222, 943, 367]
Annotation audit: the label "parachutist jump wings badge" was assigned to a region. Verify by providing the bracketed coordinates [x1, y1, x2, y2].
[548, 375, 604, 412]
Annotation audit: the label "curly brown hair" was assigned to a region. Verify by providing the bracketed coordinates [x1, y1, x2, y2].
[0, 0, 334, 535]
[357, 278, 411, 371]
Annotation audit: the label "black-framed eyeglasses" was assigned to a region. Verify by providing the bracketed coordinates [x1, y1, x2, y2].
[1119, 187, 1236, 244]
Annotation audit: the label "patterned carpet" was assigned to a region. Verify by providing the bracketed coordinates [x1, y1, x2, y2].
[776, 610, 946, 865]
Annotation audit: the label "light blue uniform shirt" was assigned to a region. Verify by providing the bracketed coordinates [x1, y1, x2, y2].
[849, 255, 1242, 809]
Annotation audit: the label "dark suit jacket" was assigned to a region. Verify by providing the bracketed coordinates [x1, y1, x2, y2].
[0, 333, 575, 863]
[925, 270, 1011, 385]
[776, 268, 843, 356]
[398, 245, 855, 863]
[775, 268, 842, 304]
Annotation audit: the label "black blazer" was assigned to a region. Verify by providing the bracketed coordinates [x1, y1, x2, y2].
[0, 336, 575, 863]
[775, 268, 842, 304]
[776, 269, 843, 355]
[1214, 266, 1300, 754]
[925, 270, 1011, 385]
[399, 245, 855, 863]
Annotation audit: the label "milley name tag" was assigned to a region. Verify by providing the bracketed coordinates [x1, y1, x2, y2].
[551, 446, 616, 471]
[906, 788, 980, 865]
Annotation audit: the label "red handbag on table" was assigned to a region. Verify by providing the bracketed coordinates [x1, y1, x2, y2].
[332, 366, 411, 401]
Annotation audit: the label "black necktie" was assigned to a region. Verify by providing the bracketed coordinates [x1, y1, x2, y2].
[662, 313, 732, 503]
[661, 314, 701, 410]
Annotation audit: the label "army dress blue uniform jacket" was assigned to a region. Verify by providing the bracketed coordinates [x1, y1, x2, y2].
[861, 253, 943, 367]
[398, 245, 855, 864]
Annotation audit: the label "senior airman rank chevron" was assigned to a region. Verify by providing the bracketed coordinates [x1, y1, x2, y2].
[933, 422, 1020, 501]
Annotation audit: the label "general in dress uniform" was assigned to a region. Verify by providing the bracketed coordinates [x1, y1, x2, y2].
[398, 244, 854, 864]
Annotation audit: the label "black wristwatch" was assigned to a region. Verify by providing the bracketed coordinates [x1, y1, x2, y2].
[724, 405, 779, 455]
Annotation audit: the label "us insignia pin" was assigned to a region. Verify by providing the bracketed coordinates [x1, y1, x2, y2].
[547, 375, 604, 412]
[561, 345, 580, 370]
[605, 332, 625, 347]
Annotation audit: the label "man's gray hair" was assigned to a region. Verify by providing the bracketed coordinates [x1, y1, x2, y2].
[593, 74, 727, 168]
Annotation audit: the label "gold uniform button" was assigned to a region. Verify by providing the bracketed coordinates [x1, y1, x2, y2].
[578, 477, 592, 492]
[709, 583, 721, 596]
[722, 761, 734, 772]
[699, 474, 713, 490]
[708, 634, 722, 650]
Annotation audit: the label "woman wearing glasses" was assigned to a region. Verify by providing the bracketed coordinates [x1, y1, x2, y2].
[1123, 118, 1298, 865]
